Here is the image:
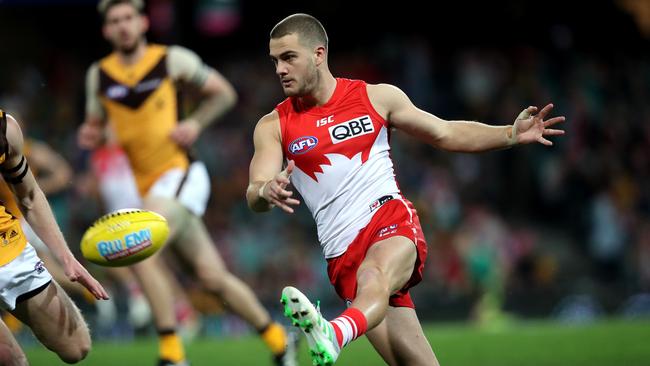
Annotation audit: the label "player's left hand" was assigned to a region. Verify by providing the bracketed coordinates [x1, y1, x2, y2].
[64, 256, 110, 300]
[170, 119, 202, 148]
[512, 103, 565, 146]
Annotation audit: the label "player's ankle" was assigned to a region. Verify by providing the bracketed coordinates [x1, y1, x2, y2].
[330, 307, 368, 349]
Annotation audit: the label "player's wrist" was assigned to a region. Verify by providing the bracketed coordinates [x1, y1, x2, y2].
[506, 124, 518, 146]
[258, 180, 270, 201]
[183, 118, 204, 130]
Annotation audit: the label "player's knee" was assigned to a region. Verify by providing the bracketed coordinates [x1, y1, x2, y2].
[57, 344, 90, 364]
[357, 266, 390, 292]
[198, 267, 229, 294]
[57, 330, 91, 363]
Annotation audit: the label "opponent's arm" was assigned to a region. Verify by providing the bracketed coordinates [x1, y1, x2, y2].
[246, 111, 299, 213]
[367, 84, 565, 152]
[78, 63, 107, 150]
[169, 46, 237, 147]
[4, 115, 108, 300]
[26, 140, 72, 195]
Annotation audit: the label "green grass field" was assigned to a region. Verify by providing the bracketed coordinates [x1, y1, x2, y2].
[24, 318, 650, 365]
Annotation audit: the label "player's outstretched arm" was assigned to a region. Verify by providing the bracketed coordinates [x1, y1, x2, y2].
[27, 139, 73, 195]
[169, 46, 238, 147]
[78, 63, 107, 150]
[368, 84, 565, 152]
[4, 115, 108, 300]
[247, 111, 300, 214]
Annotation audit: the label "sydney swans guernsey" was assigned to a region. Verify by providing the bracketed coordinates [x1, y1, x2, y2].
[276, 78, 400, 258]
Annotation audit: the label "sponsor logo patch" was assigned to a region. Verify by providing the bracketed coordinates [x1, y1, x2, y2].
[34, 260, 45, 274]
[369, 195, 394, 212]
[288, 136, 318, 155]
[134, 78, 162, 93]
[106, 85, 129, 99]
[97, 228, 153, 261]
[328, 115, 374, 144]
[378, 224, 398, 238]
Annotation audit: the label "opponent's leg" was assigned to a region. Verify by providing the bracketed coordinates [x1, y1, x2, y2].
[174, 211, 295, 364]
[131, 255, 185, 365]
[135, 196, 193, 365]
[11, 281, 90, 364]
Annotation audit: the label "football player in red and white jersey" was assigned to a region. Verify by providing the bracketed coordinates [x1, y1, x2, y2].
[247, 13, 565, 366]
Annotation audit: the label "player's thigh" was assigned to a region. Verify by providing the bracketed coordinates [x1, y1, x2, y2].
[173, 213, 228, 278]
[0, 320, 27, 366]
[359, 236, 417, 293]
[144, 161, 210, 241]
[11, 281, 90, 359]
[381, 306, 438, 366]
[143, 195, 190, 242]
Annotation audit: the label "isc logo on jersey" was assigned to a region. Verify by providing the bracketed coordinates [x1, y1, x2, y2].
[289, 136, 318, 155]
[328, 115, 374, 144]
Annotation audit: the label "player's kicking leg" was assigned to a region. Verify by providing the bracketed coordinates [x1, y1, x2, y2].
[283, 235, 437, 365]
[281, 286, 340, 365]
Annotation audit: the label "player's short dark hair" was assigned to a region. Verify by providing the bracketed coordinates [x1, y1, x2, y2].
[98, 0, 144, 17]
[270, 13, 328, 50]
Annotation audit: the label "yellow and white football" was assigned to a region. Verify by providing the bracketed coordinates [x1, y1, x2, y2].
[81, 209, 169, 267]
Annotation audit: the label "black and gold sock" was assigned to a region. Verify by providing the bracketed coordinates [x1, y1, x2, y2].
[158, 329, 185, 363]
[259, 322, 288, 356]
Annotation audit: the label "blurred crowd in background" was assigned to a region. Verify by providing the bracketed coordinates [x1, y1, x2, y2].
[1, 0, 649, 341]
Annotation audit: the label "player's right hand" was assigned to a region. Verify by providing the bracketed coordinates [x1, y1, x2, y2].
[64, 256, 110, 300]
[77, 120, 105, 150]
[260, 160, 300, 214]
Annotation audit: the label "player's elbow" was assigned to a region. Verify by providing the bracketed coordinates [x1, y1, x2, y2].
[17, 189, 39, 215]
[428, 122, 479, 153]
[221, 83, 238, 111]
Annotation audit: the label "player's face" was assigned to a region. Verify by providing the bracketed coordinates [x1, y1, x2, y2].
[103, 4, 148, 54]
[270, 34, 319, 97]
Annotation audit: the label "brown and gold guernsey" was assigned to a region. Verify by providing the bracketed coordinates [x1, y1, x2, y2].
[0, 110, 27, 266]
[98, 44, 188, 195]
[0, 140, 33, 220]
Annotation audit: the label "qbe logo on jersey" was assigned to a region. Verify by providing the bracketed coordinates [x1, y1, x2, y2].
[328, 115, 374, 144]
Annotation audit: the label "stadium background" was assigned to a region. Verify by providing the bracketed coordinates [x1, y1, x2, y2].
[0, 0, 649, 364]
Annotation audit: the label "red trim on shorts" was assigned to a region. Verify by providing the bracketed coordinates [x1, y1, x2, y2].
[326, 198, 427, 308]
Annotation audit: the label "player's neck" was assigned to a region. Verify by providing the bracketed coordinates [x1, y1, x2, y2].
[299, 72, 336, 108]
[116, 40, 148, 66]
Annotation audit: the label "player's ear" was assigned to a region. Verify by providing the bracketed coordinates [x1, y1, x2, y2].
[314, 45, 326, 67]
[140, 14, 150, 33]
[102, 23, 110, 41]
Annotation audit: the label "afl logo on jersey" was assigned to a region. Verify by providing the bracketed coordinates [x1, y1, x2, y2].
[289, 136, 318, 155]
[106, 85, 129, 99]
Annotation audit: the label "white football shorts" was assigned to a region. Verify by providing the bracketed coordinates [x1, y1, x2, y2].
[147, 160, 211, 217]
[0, 243, 52, 310]
[94, 147, 143, 213]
